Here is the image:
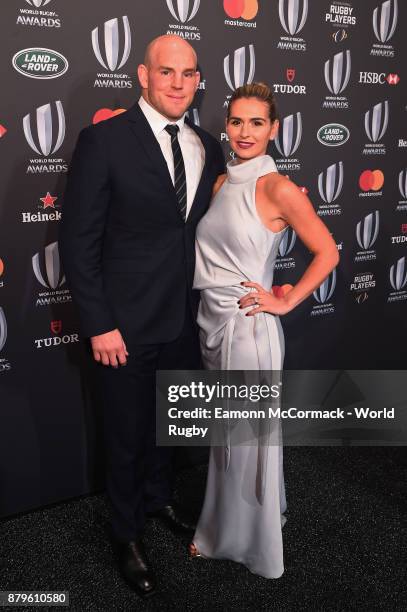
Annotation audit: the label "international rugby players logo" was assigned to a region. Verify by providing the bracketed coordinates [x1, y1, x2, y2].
[275, 113, 302, 157]
[23, 101, 65, 156]
[224, 45, 255, 91]
[92, 16, 131, 72]
[166, 0, 201, 23]
[318, 162, 344, 204]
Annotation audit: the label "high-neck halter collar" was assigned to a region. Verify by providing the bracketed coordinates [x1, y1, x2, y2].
[226, 154, 278, 184]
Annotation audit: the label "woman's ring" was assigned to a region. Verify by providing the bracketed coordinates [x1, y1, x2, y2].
[254, 297, 259, 304]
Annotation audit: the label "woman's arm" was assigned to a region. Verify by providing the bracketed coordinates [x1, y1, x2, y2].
[240, 176, 339, 316]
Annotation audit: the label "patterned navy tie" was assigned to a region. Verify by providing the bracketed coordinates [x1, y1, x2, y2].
[165, 124, 187, 221]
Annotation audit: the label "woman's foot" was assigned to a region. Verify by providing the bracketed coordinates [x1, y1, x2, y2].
[188, 542, 202, 558]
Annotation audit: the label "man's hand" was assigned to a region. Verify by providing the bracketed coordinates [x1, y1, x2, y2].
[90, 329, 129, 367]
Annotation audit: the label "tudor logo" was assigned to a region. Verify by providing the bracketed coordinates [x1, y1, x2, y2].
[51, 320, 62, 334]
[356, 211, 380, 250]
[373, 0, 398, 43]
[313, 269, 336, 304]
[318, 162, 344, 203]
[0, 307, 7, 353]
[224, 45, 255, 91]
[364, 101, 389, 143]
[275, 113, 302, 157]
[26, 0, 51, 5]
[23, 100, 65, 156]
[279, 0, 308, 35]
[286, 68, 295, 82]
[12, 48, 68, 80]
[390, 256, 407, 291]
[399, 169, 407, 199]
[317, 123, 349, 147]
[32, 241, 65, 290]
[324, 50, 351, 94]
[166, 0, 201, 23]
[278, 228, 296, 257]
[92, 16, 131, 72]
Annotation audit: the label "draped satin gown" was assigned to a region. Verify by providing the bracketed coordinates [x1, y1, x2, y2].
[192, 154, 287, 579]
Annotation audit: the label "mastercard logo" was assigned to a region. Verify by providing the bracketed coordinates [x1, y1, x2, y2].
[224, 0, 258, 20]
[359, 170, 384, 192]
[0, 124, 7, 138]
[92, 108, 126, 124]
[0, 259, 4, 277]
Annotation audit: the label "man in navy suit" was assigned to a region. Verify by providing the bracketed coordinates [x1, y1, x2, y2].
[60, 35, 224, 597]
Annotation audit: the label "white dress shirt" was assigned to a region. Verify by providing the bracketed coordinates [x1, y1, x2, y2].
[138, 96, 205, 219]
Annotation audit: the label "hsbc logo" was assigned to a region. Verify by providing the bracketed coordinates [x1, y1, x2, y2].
[23, 100, 65, 157]
[364, 101, 389, 143]
[224, 45, 255, 91]
[390, 257, 407, 291]
[373, 0, 398, 43]
[32, 241, 65, 290]
[275, 113, 302, 158]
[318, 162, 344, 204]
[92, 16, 131, 72]
[324, 50, 351, 94]
[313, 269, 336, 304]
[279, 0, 308, 35]
[166, 0, 200, 23]
[356, 211, 380, 250]
[359, 72, 400, 85]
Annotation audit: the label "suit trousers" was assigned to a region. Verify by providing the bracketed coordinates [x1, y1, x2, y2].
[100, 305, 201, 543]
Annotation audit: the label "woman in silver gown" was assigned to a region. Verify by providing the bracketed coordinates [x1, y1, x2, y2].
[190, 83, 339, 578]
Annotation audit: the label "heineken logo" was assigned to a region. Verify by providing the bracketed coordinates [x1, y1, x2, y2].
[12, 48, 68, 79]
[317, 123, 349, 147]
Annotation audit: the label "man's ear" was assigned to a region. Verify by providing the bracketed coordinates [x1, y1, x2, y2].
[137, 64, 148, 89]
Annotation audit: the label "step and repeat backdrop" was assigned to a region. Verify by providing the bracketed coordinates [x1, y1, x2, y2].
[0, 0, 406, 516]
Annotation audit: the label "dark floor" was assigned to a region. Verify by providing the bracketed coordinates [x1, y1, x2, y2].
[1, 447, 406, 612]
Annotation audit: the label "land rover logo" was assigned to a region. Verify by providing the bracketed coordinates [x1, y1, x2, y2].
[12, 48, 68, 80]
[317, 123, 349, 147]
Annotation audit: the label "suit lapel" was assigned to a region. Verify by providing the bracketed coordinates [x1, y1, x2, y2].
[126, 103, 180, 213]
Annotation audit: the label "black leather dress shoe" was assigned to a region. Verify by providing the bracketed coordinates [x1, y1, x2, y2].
[117, 539, 156, 598]
[147, 505, 196, 534]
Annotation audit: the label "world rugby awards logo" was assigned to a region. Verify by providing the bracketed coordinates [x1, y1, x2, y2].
[317, 162, 343, 216]
[371, 0, 398, 56]
[276, 228, 297, 270]
[32, 242, 71, 306]
[23, 101, 68, 174]
[17, 1, 61, 28]
[92, 17, 132, 88]
[312, 269, 336, 316]
[363, 100, 389, 155]
[0, 307, 11, 372]
[355, 211, 379, 261]
[224, 45, 255, 91]
[274, 113, 302, 172]
[166, 0, 201, 39]
[323, 50, 351, 109]
[277, 0, 308, 51]
[388, 256, 407, 302]
[397, 169, 407, 211]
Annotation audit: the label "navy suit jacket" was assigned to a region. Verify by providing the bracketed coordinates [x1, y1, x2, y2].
[60, 103, 224, 343]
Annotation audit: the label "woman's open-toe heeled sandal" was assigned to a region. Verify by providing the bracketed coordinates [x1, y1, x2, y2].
[188, 542, 202, 558]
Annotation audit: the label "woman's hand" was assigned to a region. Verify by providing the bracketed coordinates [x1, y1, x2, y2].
[238, 281, 292, 316]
